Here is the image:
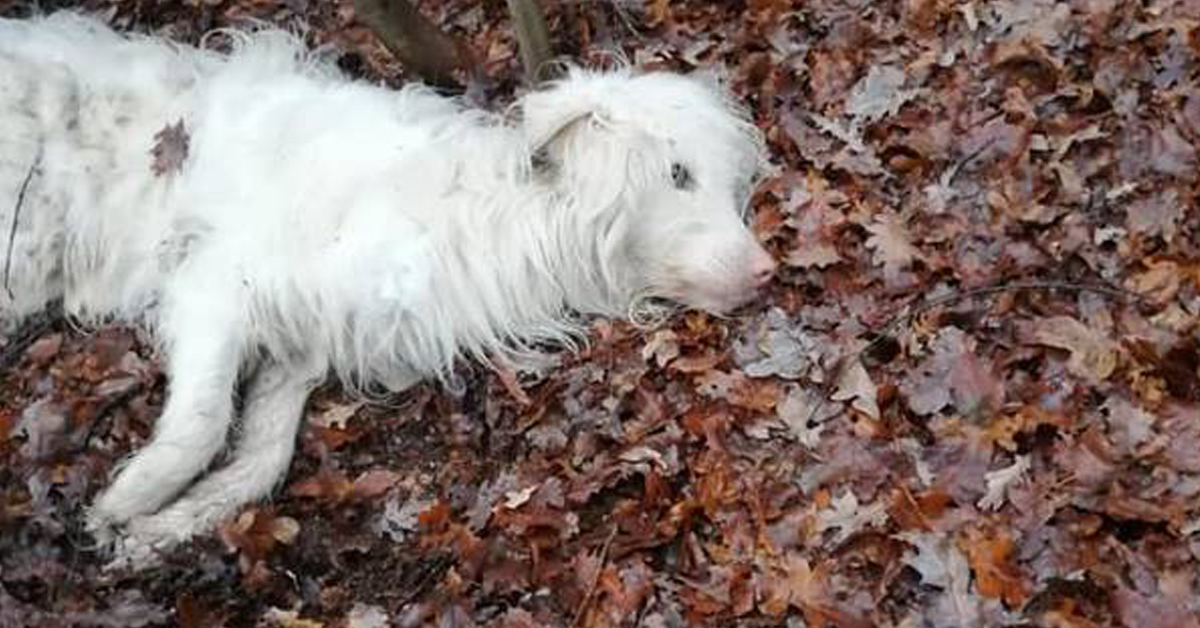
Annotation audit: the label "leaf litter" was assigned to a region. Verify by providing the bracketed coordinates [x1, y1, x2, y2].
[2, 0, 1200, 626]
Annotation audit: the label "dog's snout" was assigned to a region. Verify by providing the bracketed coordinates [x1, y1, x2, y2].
[749, 248, 777, 287]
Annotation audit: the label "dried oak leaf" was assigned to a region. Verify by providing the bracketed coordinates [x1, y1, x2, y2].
[898, 531, 982, 627]
[219, 508, 300, 563]
[641, 329, 680, 368]
[1158, 404, 1200, 473]
[845, 64, 916, 124]
[24, 333, 63, 365]
[1112, 574, 1200, 628]
[787, 240, 843, 269]
[757, 554, 819, 614]
[310, 401, 363, 430]
[813, 491, 888, 545]
[961, 527, 1028, 606]
[866, 212, 923, 278]
[777, 385, 838, 446]
[262, 608, 323, 628]
[1101, 397, 1156, 455]
[759, 555, 870, 627]
[976, 454, 1030, 511]
[176, 594, 226, 628]
[1031, 315, 1118, 383]
[63, 590, 170, 628]
[694, 369, 779, 413]
[497, 608, 546, 628]
[831, 358, 879, 420]
[1126, 258, 1188, 304]
[734, 308, 818, 380]
[150, 119, 190, 177]
[351, 469, 401, 499]
[903, 328, 1002, 419]
[346, 604, 389, 628]
[289, 467, 353, 503]
[1125, 191, 1185, 243]
[984, 405, 1070, 453]
[1147, 124, 1196, 180]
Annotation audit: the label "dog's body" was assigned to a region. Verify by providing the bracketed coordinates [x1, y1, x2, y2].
[0, 13, 774, 559]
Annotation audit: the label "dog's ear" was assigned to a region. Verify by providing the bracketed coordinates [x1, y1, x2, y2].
[519, 73, 660, 214]
[521, 77, 614, 155]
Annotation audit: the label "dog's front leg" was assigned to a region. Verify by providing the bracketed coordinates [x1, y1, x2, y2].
[88, 265, 248, 537]
[125, 355, 325, 550]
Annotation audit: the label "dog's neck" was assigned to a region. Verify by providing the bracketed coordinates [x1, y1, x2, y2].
[407, 184, 639, 376]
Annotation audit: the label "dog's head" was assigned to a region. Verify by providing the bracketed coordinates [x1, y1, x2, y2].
[522, 68, 776, 316]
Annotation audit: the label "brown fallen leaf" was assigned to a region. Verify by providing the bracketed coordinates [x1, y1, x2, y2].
[832, 358, 879, 420]
[289, 467, 353, 503]
[694, 369, 779, 413]
[961, 527, 1028, 606]
[150, 119, 190, 177]
[219, 508, 300, 564]
[351, 469, 401, 499]
[1031, 315, 1118, 383]
[865, 211, 923, 277]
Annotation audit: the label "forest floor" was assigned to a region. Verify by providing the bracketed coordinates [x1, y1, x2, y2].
[1, 1, 1199, 627]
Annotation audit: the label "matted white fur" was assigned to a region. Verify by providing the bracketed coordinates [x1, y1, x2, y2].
[0, 13, 776, 563]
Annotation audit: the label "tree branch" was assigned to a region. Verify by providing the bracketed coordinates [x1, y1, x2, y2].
[507, 0, 554, 83]
[353, 0, 469, 89]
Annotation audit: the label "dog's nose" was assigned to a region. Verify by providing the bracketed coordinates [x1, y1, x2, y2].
[750, 249, 777, 287]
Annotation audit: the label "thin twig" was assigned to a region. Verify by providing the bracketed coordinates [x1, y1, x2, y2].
[946, 135, 997, 185]
[4, 146, 42, 299]
[572, 524, 619, 628]
[859, 279, 1141, 360]
[805, 279, 1145, 427]
[398, 553, 453, 606]
[0, 300, 61, 372]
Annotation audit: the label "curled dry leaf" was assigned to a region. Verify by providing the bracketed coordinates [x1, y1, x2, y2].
[501, 485, 537, 510]
[845, 64, 917, 124]
[641, 329, 680, 367]
[813, 491, 888, 545]
[787, 239, 843, 269]
[831, 358, 879, 420]
[346, 604, 390, 628]
[976, 454, 1030, 511]
[1031, 315, 1118, 383]
[351, 469, 401, 499]
[961, 528, 1028, 606]
[865, 212, 923, 279]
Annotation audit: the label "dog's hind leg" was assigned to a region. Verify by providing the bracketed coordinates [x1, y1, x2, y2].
[124, 355, 325, 551]
[88, 260, 249, 535]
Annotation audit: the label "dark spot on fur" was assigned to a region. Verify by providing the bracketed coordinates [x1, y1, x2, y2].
[150, 119, 190, 177]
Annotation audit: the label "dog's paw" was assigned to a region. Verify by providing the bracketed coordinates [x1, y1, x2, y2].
[102, 535, 166, 571]
[100, 516, 189, 570]
[84, 511, 191, 570]
[84, 507, 121, 550]
[90, 479, 156, 527]
[125, 511, 198, 553]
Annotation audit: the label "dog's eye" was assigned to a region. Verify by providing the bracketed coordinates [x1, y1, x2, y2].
[671, 163, 694, 190]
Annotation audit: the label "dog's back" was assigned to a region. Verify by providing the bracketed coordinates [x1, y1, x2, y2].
[0, 14, 206, 326]
[0, 14, 506, 334]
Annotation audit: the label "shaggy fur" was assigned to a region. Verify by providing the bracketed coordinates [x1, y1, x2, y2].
[0, 13, 776, 561]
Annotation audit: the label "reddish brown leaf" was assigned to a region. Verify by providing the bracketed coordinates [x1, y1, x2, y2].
[351, 469, 401, 499]
[962, 528, 1028, 606]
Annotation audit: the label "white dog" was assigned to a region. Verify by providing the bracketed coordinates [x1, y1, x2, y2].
[0, 13, 775, 559]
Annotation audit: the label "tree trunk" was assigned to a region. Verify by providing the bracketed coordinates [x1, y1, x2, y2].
[506, 0, 555, 83]
[353, 0, 468, 89]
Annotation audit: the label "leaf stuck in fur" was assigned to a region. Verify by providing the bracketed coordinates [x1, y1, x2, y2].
[150, 120, 190, 177]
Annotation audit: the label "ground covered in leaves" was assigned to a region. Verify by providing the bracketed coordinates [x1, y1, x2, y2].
[2, 0, 1200, 626]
